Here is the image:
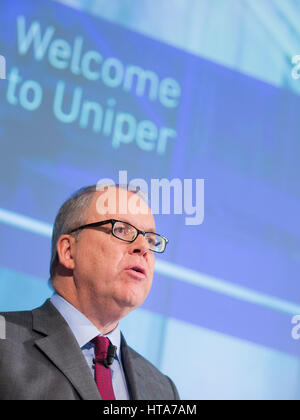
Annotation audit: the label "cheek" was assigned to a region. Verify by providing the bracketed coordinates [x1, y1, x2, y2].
[100, 247, 125, 277]
[75, 237, 108, 277]
[149, 256, 155, 275]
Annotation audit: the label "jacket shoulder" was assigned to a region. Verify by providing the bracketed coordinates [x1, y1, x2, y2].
[0, 308, 35, 342]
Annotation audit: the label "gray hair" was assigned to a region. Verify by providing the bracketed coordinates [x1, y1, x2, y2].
[49, 185, 97, 279]
[49, 183, 148, 279]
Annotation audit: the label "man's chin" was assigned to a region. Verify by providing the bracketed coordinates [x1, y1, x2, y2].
[114, 292, 146, 312]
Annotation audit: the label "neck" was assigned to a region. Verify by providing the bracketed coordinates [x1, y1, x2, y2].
[52, 277, 122, 335]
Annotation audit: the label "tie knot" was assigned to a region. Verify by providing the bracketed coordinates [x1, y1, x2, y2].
[92, 336, 110, 360]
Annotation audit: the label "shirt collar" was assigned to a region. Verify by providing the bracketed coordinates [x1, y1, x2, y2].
[50, 292, 121, 358]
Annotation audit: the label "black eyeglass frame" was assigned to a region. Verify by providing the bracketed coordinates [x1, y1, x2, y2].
[68, 219, 169, 253]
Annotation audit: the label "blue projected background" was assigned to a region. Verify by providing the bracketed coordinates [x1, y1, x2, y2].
[1, 0, 300, 400]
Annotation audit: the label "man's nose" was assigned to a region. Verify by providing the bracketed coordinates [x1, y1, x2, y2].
[129, 233, 149, 255]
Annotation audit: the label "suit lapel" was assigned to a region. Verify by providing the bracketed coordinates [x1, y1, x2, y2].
[121, 334, 149, 400]
[32, 299, 100, 400]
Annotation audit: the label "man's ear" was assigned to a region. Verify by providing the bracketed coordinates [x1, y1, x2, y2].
[56, 234, 76, 270]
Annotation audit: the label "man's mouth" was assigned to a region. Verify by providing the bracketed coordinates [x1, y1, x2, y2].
[125, 265, 146, 278]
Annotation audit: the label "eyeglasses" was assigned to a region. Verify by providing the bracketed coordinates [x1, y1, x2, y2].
[68, 219, 168, 253]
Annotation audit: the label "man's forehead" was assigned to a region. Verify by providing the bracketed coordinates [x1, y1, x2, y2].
[88, 188, 155, 230]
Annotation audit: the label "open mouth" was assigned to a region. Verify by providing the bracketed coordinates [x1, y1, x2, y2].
[131, 267, 145, 274]
[125, 266, 146, 277]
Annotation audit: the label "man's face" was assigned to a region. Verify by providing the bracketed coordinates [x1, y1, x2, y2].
[71, 188, 156, 317]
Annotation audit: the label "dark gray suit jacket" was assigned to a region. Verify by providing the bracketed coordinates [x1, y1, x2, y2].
[0, 299, 179, 400]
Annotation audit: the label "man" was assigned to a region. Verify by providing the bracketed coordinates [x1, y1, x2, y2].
[0, 184, 179, 400]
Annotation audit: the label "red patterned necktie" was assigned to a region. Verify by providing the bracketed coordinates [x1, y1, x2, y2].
[92, 336, 116, 400]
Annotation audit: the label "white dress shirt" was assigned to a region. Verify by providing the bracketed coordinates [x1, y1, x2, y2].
[50, 292, 129, 400]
